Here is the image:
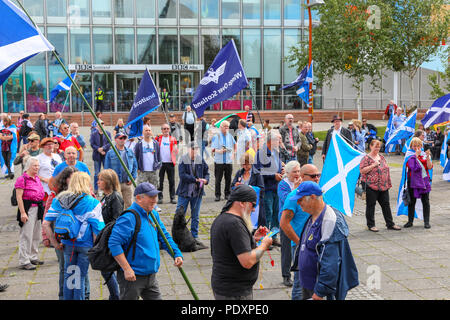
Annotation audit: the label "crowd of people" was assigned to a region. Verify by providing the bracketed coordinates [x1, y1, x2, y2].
[0, 107, 448, 300]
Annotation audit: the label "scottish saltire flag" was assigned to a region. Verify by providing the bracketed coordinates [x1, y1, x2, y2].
[385, 109, 417, 148]
[250, 186, 261, 230]
[383, 111, 397, 152]
[192, 39, 248, 117]
[280, 65, 308, 90]
[0, 0, 54, 85]
[441, 131, 449, 167]
[421, 93, 450, 128]
[0, 124, 17, 174]
[443, 158, 450, 182]
[125, 70, 160, 138]
[49, 72, 76, 102]
[319, 131, 364, 217]
[296, 61, 314, 105]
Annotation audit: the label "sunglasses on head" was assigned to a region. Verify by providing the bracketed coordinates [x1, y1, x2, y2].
[304, 173, 321, 179]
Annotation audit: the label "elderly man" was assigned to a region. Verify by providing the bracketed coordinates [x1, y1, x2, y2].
[211, 120, 236, 201]
[70, 122, 86, 149]
[134, 125, 161, 188]
[288, 181, 359, 300]
[155, 123, 178, 204]
[279, 164, 321, 299]
[210, 185, 272, 300]
[279, 114, 301, 161]
[54, 122, 84, 161]
[297, 122, 313, 166]
[383, 100, 398, 120]
[304, 122, 319, 164]
[52, 112, 66, 137]
[90, 120, 112, 194]
[108, 182, 183, 300]
[52, 146, 90, 178]
[322, 115, 353, 161]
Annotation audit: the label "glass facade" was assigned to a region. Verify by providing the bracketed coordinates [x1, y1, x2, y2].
[0, 0, 325, 113]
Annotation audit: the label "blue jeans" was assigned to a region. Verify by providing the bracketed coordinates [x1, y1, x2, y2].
[94, 159, 105, 192]
[56, 247, 90, 300]
[101, 271, 120, 300]
[291, 246, 303, 300]
[63, 245, 90, 300]
[308, 155, 313, 164]
[176, 195, 203, 239]
[264, 191, 279, 230]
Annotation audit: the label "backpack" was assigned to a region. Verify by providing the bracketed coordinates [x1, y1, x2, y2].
[54, 195, 86, 241]
[88, 209, 141, 273]
[19, 120, 32, 138]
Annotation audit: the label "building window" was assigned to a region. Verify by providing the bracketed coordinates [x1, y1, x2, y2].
[47, 0, 67, 24]
[137, 28, 156, 64]
[158, 0, 177, 25]
[93, 0, 112, 24]
[71, 73, 92, 112]
[201, 0, 219, 25]
[201, 28, 220, 68]
[93, 73, 114, 112]
[222, 28, 241, 55]
[69, 0, 90, 25]
[264, 0, 281, 26]
[159, 28, 178, 64]
[180, 29, 199, 64]
[25, 55, 47, 113]
[136, 0, 156, 25]
[243, 29, 261, 110]
[117, 73, 139, 112]
[284, 29, 302, 110]
[180, 0, 198, 25]
[2, 67, 24, 113]
[284, 0, 301, 26]
[264, 29, 281, 110]
[222, 0, 240, 26]
[70, 27, 91, 64]
[115, 28, 135, 64]
[114, 0, 134, 24]
[23, 0, 44, 23]
[93, 27, 113, 64]
[243, 0, 260, 26]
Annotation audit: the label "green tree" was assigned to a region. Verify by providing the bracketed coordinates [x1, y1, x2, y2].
[427, 48, 450, 99]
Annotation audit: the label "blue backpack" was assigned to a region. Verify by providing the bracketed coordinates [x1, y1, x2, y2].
[54, 195, 86, 241]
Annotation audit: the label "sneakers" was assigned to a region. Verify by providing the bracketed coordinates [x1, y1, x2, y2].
[283, 277, 293, 287]
[30, 260, 44, 265]
[19, 263, 36, 270]
[403, 222, 413, 228]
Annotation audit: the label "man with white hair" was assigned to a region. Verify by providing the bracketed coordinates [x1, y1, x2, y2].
[211, 120, 236, 201]
[383, 100, 398, 120]
[52, 146, 90, 178]
[134, 125, 161, 188]
[279, 114, 301, 161]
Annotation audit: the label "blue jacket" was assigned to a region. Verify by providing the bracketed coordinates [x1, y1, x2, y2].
[176, 153, 210, 198]
[108, 202, 182, 276]
[254, 144, 282, 192]
[90, 130, 111, 162]
[104, 147, 137, 183]
[312, 205, 359, 300]
[134, 139, 162, 172]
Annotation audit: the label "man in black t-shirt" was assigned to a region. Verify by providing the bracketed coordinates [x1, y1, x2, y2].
[210, 185, 272, 300]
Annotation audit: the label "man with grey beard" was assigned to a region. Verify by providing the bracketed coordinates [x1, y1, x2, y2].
[210, 185, 272, 300]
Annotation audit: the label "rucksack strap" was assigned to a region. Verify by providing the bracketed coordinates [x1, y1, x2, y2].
[120, 209, 141, 261]
[70, 194, 86, 210]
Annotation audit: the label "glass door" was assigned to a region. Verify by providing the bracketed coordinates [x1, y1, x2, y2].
[116, 73, 139, 112]
[180, 72, 199, 111]
[158, 73, 179, 111]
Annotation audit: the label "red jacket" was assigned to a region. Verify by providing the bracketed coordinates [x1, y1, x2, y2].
[155, 135, 178, 165]
[384, 103, 398, 117]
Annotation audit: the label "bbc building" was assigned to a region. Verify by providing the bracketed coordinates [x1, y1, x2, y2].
[0, 0, 441, 114]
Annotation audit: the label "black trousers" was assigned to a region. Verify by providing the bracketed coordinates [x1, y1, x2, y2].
[214, 163, 233, 198]
[407, 188, 430, 224]
[158, 162, 175, 200]
[184, 124, 195, 142]
[280, 228, 292, 279]
[2, 151, 12, 175]
[365, 187, 395, 228]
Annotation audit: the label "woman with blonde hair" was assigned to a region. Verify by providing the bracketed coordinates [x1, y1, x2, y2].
[43, 171, 104, 300]
[351, 119, 365, 152]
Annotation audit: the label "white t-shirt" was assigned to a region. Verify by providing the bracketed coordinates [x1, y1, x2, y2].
[160, 136, 172, 163]
[236, 128, 252, 162]
[37, 152, 62, 194]
[142, 140, 155, 171]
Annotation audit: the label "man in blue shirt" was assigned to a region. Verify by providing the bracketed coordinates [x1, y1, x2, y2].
[109, 182, 183, 300]
[52, 146, 90, 177]
[211, 120, 236, 201]
[279, 164, 321, 300]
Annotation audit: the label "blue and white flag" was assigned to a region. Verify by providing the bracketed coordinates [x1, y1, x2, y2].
[443, 157, 450, 182]
[421, 93, 450, 128]
[441, 131, 449, 167]
[280, 65, 308, 91]
[125, 70, 160, 138]
[296, 61, 314, 105]
[385, 109, 417, 148]
[383, 111, 397, 152]
[0, 0, 54, 85]
[250, 186, 261, 230]
[49, 72, 76, 102]
[319, 131, 365, 217]
[192, 40, 248, 117]
[0, 124, 17, 174]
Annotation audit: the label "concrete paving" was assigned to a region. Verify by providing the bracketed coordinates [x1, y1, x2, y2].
[0, 125, 449, 300]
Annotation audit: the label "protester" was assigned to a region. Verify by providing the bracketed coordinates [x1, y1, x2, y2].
[277, 160, 301, 288]
[279, 114, 300, 161]
[91, 112, 103, 133]
[279, 164, 321, 300]
[322, 115, 353, 161]
[97, 169, 123, 300]
[263, 119, 272, 131]
[108, 182, 183, 300]
[432, 126, 444, 160]
[289, 181, 359, 300]
[182, 105, 197, 142]
[305, 122, 318, 164]
[90, 120, 112, 195]
[42, 166, 80, 300]
[404, 137, 433, 229]
[383, 100, 398, 120]
[254, 130, 283, 246]
[43, 172, 104, 300]
[231, 153, 265, 228]
[176, 142, 209, 243]
[1, 117, 16, 179]
[105, 132, 138, 210]
[244, 105, 255, 125]
[392, 107, 407, 155]
[15, 157, 45, 270]
[168, 113, 183, 143]
[211, 120, 236, 201]
[210, 185, 272, 300]
[37, 137, 62, 199]
[18, 113, 33, 146]
[134, 125, 161, 187]
[297, 123, 313, 166]
[34, 113, 49, 140]
[52, 146, 90, 178]
[360, 140, 401, 232]
[54, 122, 84, 161]
[155, 123, 178, 204]
[351, 120, 366, 153]
[70, 122, 86, 149]
[362, 118, 377, 147]
[113, 118, 126, 137]
[236, 119, 252, 163]
[52, 112, 66, 137]
[14, 132, 41, 173]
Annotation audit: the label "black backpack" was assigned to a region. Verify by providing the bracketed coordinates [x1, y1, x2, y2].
[88, 209, 141, 273]
[19, 120, 32, 138]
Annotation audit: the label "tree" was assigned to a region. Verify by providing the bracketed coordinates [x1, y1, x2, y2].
[285, 0, 392, 120]
[384, 0, 449, 110]
[427, 47, 450, 99]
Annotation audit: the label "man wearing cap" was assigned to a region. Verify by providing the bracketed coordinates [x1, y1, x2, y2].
[288, 181, 358, 300]
[90, 121, 112, 195]
[168, 113, 183, 143]
[322, 115, 353, 162]
[37, 137, 62, 197]
[108, 182, 183, 300]
[14, 133, 41, 171]
[155, 123, 178, 204]
[134, 125, 161, 189]
[210, 185, 272, 300]
[105, 132, 138, 210]
[176, 142, 209, 242]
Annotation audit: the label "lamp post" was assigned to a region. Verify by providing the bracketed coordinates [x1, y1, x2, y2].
[306, 0, 325, 125]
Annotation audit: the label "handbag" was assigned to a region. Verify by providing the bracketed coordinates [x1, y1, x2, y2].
[11, 188, 17, 206]
[401, 168, 411, 206]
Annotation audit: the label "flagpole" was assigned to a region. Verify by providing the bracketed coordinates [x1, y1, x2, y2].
[16, 2, 199, 301]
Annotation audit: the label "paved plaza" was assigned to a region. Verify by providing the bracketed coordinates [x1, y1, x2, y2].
[0, 125, 449, 300]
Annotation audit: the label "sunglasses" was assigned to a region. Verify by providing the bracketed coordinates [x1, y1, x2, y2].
[118, 136, 127, 140]
[162, 127, 170, 130]
[304, 173, 321, 179]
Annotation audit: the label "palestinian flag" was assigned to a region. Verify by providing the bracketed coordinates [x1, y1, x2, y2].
[215, 111, 248, 128]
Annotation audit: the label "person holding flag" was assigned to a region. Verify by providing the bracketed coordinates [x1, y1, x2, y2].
[385, 109, 417, 155]
[0, 115, 18, 179]
[392, 107, 407, 155]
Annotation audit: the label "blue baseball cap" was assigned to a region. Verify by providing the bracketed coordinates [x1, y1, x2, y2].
[288, 181, 323, 202]
[134, 182, 161, 197]
[115, 132, 127, 139]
